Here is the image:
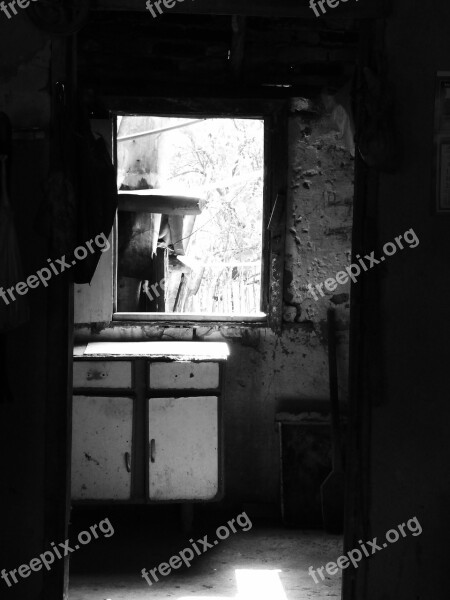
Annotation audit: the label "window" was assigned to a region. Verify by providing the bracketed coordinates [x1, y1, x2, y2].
[115, 115, 266, 321]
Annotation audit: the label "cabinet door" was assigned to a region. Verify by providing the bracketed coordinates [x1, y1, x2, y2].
[148, 396, 218, 501]
[72, 396, 133, 500]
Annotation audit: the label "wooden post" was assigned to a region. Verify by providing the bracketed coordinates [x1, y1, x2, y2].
[43, 36, 75, 600]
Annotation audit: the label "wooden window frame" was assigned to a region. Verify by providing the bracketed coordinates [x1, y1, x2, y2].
[107, 96, 288, 331]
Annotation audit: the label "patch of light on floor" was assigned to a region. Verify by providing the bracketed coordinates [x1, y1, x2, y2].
[177, 569, 287, 600]
[235, 569, 287, 600]
[177, 597, 230, 600]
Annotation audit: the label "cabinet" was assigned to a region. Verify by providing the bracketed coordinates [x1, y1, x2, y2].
[148, 396, 218, 500]
[72, 396, 133, 500]
[71, 342, 228, 504]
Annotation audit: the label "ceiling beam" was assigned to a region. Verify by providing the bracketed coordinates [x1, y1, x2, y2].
[93, 0, 391, 19]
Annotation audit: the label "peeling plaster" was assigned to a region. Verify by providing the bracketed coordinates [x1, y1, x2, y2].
[73, 99, 354, 504]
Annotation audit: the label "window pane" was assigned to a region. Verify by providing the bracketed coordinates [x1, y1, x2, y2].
[116, 116, 264, 317]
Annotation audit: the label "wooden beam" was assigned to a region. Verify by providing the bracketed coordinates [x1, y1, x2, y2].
[118, 190, 202, 215]
[117, 119, 206, 142]
[93, 0, 391, 18]
[265, 107, 288, 333]
[107, 96, 286, 117]
[44, 37, 73, 600]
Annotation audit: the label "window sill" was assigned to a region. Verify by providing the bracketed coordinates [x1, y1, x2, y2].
[112, 312, 267, 325]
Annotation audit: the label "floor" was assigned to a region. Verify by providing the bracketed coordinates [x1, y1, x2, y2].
[68, 507, 342, 600]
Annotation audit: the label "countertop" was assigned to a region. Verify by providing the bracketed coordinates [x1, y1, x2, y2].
[73, 341, 230, 361]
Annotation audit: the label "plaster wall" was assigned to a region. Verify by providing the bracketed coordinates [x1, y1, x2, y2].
[74, 103, 354, 505]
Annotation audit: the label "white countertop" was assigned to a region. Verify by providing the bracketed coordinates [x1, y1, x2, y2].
[74, 341, 230, 360]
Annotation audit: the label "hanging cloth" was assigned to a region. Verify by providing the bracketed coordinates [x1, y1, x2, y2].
[35, 88, 117, 283]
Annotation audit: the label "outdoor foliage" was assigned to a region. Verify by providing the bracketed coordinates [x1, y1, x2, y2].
[160, 118, 264, 314]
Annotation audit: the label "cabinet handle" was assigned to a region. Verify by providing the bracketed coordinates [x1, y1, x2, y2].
[150, 439, 156, 463]
[125, 452, 131, 473]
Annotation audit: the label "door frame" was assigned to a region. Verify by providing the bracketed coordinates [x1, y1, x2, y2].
[45, 15, 385, 600]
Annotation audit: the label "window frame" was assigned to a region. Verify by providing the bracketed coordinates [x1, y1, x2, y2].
[107, 96, 288, 331]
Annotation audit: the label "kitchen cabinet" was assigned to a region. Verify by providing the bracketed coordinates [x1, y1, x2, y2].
[72, 396, 133, 500]
[148, 396, 218, 501]
[71, 342, 228, 504]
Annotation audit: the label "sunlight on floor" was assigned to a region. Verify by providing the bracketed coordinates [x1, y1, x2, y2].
[177, 568, 287, 600]
[235, 569, 287, 600]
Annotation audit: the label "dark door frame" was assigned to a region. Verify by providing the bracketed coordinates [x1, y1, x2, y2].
[43, 10, 389, 600]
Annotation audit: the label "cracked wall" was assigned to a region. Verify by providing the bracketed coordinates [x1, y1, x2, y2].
[221, 99, 354, 504]
[74, 98, 354, 506]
